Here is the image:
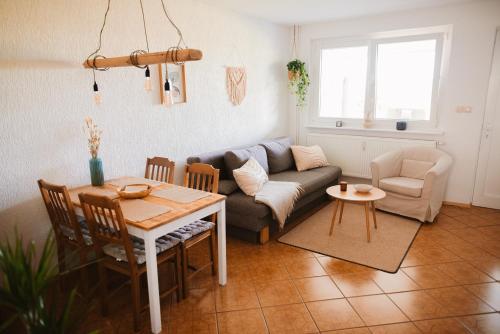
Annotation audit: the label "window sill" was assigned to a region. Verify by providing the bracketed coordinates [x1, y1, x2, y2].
[305, 124, 444, 140]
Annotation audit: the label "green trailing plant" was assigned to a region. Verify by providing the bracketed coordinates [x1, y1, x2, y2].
[0, 231, 97, 334]
[287, 59, 310, 108]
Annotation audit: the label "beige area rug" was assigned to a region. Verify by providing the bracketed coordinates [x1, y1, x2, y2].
[279, 202, 421, 273]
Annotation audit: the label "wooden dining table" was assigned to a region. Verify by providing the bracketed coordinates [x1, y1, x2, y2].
[68, 176, 227, 334]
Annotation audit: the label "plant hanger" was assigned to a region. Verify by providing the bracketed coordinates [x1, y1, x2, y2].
[287, 24, 310, 109]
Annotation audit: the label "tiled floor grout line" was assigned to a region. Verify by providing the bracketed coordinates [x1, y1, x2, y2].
[344, 295, 369, 329]
[290, 277, 322, 333]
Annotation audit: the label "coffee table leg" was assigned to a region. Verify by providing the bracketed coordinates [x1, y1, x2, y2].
[364, 202, 371, 242]
[371, 201, 377, 229]
[338, 201, 345, 224]
[329, 199, 340, 236]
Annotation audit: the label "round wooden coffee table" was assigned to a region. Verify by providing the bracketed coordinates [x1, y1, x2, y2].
[326, 185, 386, 242]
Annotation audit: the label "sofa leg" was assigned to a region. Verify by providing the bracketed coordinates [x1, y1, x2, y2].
[259, 226, 269, 244]
[433, 214, 440, 224]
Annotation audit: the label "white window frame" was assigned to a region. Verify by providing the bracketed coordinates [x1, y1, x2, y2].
[309, 28, 448, 130]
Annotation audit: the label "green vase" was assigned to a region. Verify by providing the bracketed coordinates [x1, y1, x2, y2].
[89, 157, 104, 186]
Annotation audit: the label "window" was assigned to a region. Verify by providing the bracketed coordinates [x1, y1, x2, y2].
[319, 46, 368, 118]
[313, 31, 445, 127]
[375, 39, 437, 121]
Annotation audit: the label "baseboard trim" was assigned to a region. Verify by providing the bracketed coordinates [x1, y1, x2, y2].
[443, 201, 472, 208]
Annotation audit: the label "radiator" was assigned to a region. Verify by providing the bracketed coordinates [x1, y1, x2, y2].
[306, 134, 437, 178]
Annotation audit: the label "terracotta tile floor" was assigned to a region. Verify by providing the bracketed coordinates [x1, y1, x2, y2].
[85, 205, 500, 333]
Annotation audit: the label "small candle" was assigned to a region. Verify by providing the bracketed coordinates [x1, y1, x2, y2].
[340, 181, 347, 192]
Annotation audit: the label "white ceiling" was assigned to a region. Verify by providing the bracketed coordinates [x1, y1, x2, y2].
[201, 0, 481, 25]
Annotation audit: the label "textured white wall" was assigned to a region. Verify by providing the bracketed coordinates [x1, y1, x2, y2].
[294, 0, 500, 204]
[0, 0, 290, 243]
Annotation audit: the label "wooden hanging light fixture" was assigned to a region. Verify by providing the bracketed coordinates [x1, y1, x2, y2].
[84, 0, 201, 105]
[82, 49, 202, 69]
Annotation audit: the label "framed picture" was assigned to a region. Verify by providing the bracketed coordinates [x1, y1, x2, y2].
[157, 63, 187, 104]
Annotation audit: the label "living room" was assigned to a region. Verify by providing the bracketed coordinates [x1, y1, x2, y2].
[1, 0, 499, 333]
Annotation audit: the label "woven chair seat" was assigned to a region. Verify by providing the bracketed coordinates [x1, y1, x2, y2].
[103, 235, 180, 264]
[168, 220, 215, 242]
[59, 216, 93, 246]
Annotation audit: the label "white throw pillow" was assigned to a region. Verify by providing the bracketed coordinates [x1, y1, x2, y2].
[400, 159, 435, 180]
[233, 157, 269, 196]
[291, 145, 329, 172]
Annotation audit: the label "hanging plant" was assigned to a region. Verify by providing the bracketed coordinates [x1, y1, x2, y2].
[287, 59, 310, 108]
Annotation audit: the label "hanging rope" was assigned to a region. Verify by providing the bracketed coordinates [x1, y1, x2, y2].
[159, 0, 187, 65]
[292, 25, 298, 59]
[86, 0, 111, 76]
[129, 0, 151, 69]
[159, 0, 186, 49]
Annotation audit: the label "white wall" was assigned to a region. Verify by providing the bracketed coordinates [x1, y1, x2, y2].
[0, 0, 289, 243]
[294, 0, 500, 204]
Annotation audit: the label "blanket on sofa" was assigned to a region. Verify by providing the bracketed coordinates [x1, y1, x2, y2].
[255, 181, 303, 230]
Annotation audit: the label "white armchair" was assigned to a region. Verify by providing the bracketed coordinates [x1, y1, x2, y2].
[370, 146, 452, 222]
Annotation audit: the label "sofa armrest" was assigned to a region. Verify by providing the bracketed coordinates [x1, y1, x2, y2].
[370, 150, 403, 187]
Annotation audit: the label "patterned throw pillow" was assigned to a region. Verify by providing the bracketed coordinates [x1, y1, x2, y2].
[291, 145, 329, 172]
[232, 157, 269, 196]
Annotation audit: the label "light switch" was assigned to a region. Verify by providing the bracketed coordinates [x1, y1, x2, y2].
[456, 105, 472, 113]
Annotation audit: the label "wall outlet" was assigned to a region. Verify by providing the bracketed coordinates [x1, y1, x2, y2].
[456, 105, 472, 113]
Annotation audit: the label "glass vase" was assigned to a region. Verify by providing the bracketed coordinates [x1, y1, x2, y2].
[89, 157, 104, 186]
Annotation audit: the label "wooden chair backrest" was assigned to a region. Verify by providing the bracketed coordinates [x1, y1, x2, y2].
[37, 179, 84, 245]
[78, 193, 136, 265]
[183, 163, 220, 194]
[145, 156, 175, 184]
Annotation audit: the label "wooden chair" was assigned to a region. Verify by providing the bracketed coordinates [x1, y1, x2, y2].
[78, 193, 182, 332]
[176, 163, 219, 297]
[37, 179, 93, 291]
[145, 156, 175, 183]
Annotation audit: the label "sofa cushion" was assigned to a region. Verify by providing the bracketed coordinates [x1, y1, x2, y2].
[400, 159, 434, 180]
[233, 157, 269, 196]
[291, 145, 329, 172]
[269, 166, 341, 195]
[259, 137, 295, 173]
[379, 177, 424, 198]
[218, 180, 239, 195]
[225, 145, 269, 179]
[226, 191, 271, 219]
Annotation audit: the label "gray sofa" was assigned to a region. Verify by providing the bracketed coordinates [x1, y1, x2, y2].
[187, 137, 342, 243]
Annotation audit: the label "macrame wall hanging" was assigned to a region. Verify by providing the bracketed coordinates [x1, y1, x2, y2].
[226, 67, 247, 106]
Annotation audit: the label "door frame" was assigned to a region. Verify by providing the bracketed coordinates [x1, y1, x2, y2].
[472, 27, 500, 208]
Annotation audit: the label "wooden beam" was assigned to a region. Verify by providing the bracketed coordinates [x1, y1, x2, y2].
[82, 49, 202, 69]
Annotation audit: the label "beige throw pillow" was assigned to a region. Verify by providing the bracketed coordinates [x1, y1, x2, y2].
[233, 157, 269, 196]
[291, 145, 329, 172]
[400, 159, 435, 180]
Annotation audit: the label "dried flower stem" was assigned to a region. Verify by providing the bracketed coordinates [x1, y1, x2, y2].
[84, 117, 102, 159]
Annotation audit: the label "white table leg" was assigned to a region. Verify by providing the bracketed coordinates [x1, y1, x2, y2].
[144, 234, 162, 334]
[217, 201, 227, 286]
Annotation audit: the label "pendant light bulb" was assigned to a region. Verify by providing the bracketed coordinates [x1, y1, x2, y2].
[163, 80, 173, 107]
[144, 66, 152, 92]
[93, 81, 101, 105]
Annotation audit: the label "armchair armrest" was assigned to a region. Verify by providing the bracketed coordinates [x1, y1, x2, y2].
[422, 154, 453, 199]
[370, 150, 403, 187]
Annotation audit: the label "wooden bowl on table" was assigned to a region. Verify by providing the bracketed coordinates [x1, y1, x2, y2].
[116, 184, 152, 199]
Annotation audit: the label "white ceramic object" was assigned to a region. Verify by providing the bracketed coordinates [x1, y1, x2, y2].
[354, 184, 373, 193]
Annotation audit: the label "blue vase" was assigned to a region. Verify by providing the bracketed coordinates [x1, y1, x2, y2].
[89, 157, 104, 186]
